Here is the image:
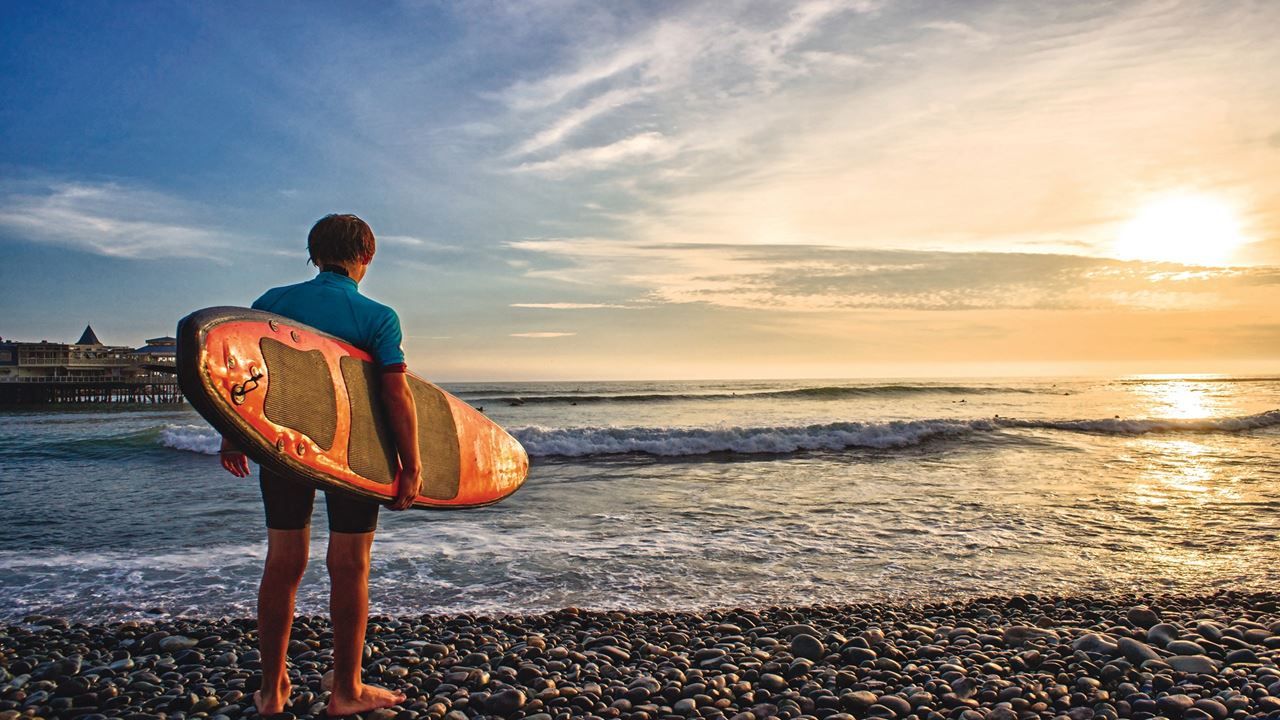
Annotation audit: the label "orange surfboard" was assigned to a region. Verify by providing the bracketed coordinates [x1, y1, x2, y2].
[176, 307, 528, 509]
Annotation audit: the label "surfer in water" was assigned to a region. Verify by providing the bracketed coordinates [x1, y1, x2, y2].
[218, 214, 421, 716]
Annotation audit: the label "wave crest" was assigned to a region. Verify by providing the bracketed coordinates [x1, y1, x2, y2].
[156, 411, 1280, 459]
[514, 410, 1280, 458]
[466, 383, 1044, 406]
[160, 424, 220, 455]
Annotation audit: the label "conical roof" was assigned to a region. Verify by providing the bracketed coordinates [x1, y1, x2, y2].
[76, 324, 103, 345]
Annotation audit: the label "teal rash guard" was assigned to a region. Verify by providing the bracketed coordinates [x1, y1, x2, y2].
[252, 268, 407, 372]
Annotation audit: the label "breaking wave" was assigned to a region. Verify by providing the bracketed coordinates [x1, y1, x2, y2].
[159, 424, 221, 455]
[155, 411, 1280, 459]
[464, 383, 1046, 406]
[513, 410, 1280, 458]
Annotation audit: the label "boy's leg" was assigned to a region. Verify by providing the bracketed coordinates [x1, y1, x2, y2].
[257, 470, 316, 715]
[324, 493, 404, 715]
[258, 528, 310, 714]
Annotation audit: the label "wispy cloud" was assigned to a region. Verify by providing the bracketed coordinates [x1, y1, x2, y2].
[0, 181, 241, 260]
[510, 331, 576, 338]
[509, 87, 650, 157]
[511, 239, 1279, 312]
[498, 0, 877, 176]
[510, 302, 643, 310]
[489, 0, 1280, 267]
[920, 20, 993, 47]
[513, 132, 677, 174]
[379, 234, 463, 252]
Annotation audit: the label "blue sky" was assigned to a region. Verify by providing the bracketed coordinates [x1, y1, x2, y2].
[2, 1, 1277, 380]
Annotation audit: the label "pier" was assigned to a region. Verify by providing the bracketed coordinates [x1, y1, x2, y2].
[0, 376, 183, 404]
[0, 324, 182, 405]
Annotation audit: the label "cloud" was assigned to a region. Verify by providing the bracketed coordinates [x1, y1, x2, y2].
[379, 234, 463, 252]
[510, 239, 1279, 312]
[510, 302, 645, 309]
[486, 0, 1280, 268]
[513, 132, 677, 174]
[497, 0, 876, 176]
[920, 21, 993, 47]
[497, 42, 654, 112]
[0, 181, 241, 260]
[510, 331, 577, 338]
[509, 87, 651, 157]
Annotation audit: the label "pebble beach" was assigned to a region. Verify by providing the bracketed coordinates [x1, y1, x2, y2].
[6, 592, 1280, 720]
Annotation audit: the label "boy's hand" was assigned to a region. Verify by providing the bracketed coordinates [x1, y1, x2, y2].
[219, 436, 250, 477]
[390, 464, 422, 510]
[220, 450, 250, 477]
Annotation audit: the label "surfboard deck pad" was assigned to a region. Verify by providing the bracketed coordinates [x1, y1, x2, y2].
[177, 307, 527, 509]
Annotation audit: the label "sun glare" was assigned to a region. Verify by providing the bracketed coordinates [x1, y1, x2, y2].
[1114, 193, 1247, 266]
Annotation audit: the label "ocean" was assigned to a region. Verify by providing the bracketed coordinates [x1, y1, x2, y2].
[1, 375, 1277, 624]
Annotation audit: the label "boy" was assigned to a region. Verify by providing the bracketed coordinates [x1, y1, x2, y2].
[219, 214, 421, 716]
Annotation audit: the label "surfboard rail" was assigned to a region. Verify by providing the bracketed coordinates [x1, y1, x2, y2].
[177, 307, 528, 510]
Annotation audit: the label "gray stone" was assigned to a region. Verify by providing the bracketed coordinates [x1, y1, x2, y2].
[486, 688, 526, 716]
[1166, 655, 1219, 673]
[1118, 637, 1161, 664]
[1072, 633, 1119, 657]
[1224, 648, 1258, 664]
[1147, 623, 1180, 646]
[1166, 640, 1205, 655]
[1003, 626, 1059, 647]
[759, 674, 787, 692]
[1192, 699, 1227, 720]
[158, 636, 198, 653]
[1126, 606, 1161, 628]
[1157, 694, 1194, 715]
[841, 690, 877, 711]
[876, 695, 911, 717]
[791, 634, 826, 661]
[1195, 622, 1224, 642]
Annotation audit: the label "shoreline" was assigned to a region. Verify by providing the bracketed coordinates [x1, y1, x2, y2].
[3, 592, 1280, 720]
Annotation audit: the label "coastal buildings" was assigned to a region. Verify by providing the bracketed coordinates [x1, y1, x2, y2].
[0, 324, 182, 404]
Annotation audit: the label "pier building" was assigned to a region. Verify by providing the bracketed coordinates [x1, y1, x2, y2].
[0, 324, 183, 404]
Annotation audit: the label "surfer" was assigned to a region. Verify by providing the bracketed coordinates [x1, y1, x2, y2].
[218, 214, 420, 717]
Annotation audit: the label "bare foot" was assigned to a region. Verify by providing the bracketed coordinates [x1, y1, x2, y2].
[254, 686, 293, 717]
[326, 683, 405, 717]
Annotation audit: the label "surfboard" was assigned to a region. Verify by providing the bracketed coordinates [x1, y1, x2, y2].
[176, 307, 528, 509]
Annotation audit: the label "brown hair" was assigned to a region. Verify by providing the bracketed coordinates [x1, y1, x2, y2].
[307, 214, 376, 267]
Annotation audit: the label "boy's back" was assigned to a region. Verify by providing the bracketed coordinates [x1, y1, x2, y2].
[253, 270, 406, 371]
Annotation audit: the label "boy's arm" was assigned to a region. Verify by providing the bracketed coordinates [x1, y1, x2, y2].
[219, 436, 250, 477]
[380, 372, 422, 510]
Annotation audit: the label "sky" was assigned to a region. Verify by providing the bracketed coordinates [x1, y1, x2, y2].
[1, 0, 1277, 381]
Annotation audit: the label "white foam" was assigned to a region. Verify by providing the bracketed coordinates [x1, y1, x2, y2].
[0, 543, 265, 571]
[513, 419, 987, 457]
[159, 424, 221, 455]
[155, 410, 1280, 459]
[513, 410, 1280, 457]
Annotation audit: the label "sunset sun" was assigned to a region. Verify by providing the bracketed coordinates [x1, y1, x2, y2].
[1114, 193, 1248, 266]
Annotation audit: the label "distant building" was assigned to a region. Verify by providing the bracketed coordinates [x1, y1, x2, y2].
[0, 324, 182, 403]
[132, 336, 177, 371]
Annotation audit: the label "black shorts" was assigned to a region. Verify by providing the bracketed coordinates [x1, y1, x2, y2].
[260, 468, 380, 534]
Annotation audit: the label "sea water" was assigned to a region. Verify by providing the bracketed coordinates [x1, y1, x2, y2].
[1, 376, 1277, 623]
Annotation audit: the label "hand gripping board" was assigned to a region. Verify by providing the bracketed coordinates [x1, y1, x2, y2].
[177, 307, 528, 509]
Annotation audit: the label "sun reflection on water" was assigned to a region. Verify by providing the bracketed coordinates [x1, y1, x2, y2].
[1134, 380, 1220, 419]
[1123, 434, 1245, 584]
